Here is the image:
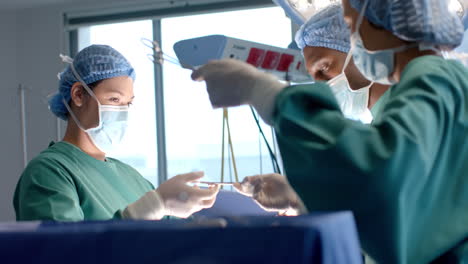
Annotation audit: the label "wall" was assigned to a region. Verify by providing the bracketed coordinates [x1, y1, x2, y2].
[16, 6, 65, 163]
[0, 4, 71, 221]
[0, 11, 21, 221]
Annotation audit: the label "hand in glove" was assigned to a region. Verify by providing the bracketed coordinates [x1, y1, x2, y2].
[234, 173, 306, 216]
[123, 171, 220, 220]
[191, 59, 287, 125]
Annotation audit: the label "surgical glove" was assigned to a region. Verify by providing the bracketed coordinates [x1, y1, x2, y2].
[234, 173, 306, 216]
[191, 59, 288, 125]
[122, 189, 165, 220]
[123, 171, 220, 220]
[157, 171, 220, 218]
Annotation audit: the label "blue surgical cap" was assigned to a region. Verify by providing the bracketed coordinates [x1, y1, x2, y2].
[349, 0, 464, 48]
[49, 44, 136, 120]
[295, 4, 351, 53]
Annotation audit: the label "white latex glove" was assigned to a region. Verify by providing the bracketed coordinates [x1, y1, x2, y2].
[123, 172, 220, 220]
[191, 59, 288, 125]
[234, 173, 306, 216]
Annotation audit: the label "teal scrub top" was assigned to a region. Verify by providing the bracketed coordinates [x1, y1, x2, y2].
[14, 141, 154, 221]
[272, 56, 468, 264]
[370, 87, 391, 120]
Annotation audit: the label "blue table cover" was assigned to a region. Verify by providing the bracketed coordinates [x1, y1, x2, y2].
[0, 212, 362, 264]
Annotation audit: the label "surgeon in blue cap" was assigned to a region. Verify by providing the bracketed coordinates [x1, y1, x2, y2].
[191, 0, 468, 262]
[296, 3, 390, 123]
[14, 45, 219, 221]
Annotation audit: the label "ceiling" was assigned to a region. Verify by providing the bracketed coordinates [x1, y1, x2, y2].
[0, 0, 73, 10]
[0, 0, 199, 11]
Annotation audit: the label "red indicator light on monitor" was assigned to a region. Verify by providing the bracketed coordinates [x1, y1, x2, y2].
[246, 48, 265, 67]
[277, 54, 294, 72]
[261, 51, 281, 69]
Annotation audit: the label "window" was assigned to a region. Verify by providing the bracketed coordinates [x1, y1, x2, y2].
[76, 6, 292, 186]
[161, 7, 291, 183]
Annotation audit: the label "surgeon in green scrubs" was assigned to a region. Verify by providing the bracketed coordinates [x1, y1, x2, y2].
[14, 45, 219, 221]
[234, 4, 393, 217]
[191, 0, 468, 262]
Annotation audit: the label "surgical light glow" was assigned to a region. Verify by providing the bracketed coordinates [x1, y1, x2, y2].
[287, 0, 340, 21]
[288, 0, 340, 10]
[449, 0, 464, 17]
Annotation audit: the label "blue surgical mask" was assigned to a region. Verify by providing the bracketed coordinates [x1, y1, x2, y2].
[84, 105, 129, 153]
[327, 50, 373, 124]
[350, 32, 417, 85]
[350, 0, 417, 85]
[60, 55, 129, 153]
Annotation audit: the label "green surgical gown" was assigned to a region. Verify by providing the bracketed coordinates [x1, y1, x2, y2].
[14, 141, 154, 221]
[273, 55, 468, 264]
[370, 88, 391, 120]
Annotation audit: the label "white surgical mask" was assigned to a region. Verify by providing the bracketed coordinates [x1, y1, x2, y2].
[350, 0, 417, 85]
[60, 55, 129, 153]
[327, 48, 373, 124]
